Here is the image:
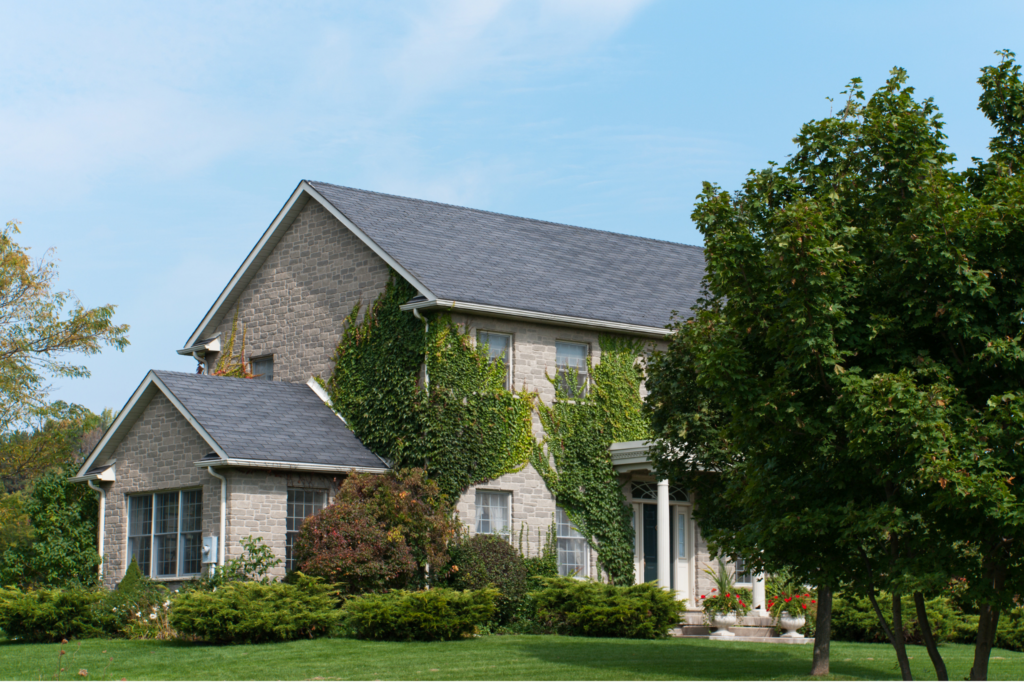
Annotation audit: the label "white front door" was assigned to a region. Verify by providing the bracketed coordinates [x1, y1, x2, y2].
[673, 507, 691, 602]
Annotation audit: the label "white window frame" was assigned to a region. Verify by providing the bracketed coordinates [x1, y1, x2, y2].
[475, 490, 512, 540]
[556, 507, 589, 578]
[734, 557, 753, 586]
[476, 331, 512, 390]
[555, 341, 590, 397]
[126, 489, 203, 579]
[286, 488, 326, 572]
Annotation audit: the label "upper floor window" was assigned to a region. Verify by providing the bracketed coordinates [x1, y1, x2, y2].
[128, 489, 202, 578]
[556, 507, 589, 578]
[251, 355, 274, 381]
[477, 332, 512, 390]
[286, 488, 326, 572]
[475, 490, 511, 540]
[555, 341, 589, 397]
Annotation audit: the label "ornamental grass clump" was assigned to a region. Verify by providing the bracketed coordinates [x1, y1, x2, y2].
[533, 576, 684, 639]
[700, 559, 752, 624]
[341, 587, 498, 641]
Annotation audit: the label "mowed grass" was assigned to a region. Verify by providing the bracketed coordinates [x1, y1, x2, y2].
[2, 636, 1023, 681]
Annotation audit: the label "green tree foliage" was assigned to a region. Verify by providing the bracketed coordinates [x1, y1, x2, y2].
[647, 52, 1024, 681]
[532, 336, 648, 585]
[293, 469, 457, 594]
[0, 470, 100, 588]
[0, 221, 128, 435]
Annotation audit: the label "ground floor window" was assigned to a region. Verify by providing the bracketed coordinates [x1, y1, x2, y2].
[734, 557, 753, 586]
[556, 507, 589, 577]
[286, 489, 326, 572]
[127, 489, 202, 578]
[475, 490, 511, 539]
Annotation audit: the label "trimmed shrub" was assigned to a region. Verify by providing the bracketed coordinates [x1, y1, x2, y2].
[997, 607, 1024, 652]
[169, 576, 341, 644]
[533, 577, 685, 639]
[293, 469, 456, 594]
[831, 592, 968, 645]
[0, 587, 104, 642]
[342, 587, 498, 641]
[444, 534, 528, 624]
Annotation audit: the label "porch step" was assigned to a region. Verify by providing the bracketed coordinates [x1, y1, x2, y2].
[678, 625, 775, 637]
[671, 611, 812, 644]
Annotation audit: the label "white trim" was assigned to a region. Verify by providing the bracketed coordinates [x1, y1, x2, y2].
[306, 377, 347, 425]
[74, 372, 228, 480]
[195, 459, 388, 474]
[400, 298, 671, 338]
[185, 182, 436, 348]
[176, 334, 221, 356]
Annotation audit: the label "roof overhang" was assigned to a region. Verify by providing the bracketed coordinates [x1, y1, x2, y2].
[177, 333, 221, 357]
[609, 439, 655, 472]
[184, 181, 436, 348]
[195, 459, 388, 474]
[399, 299, 672, 339]
[69, 461, 117, 484]
[74, 371, 229, 480]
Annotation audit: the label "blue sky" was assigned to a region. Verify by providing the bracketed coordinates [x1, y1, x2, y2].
[3, 0, 1021, 414]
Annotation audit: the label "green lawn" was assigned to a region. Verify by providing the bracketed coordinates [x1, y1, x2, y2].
[2, 636, 1022, 681]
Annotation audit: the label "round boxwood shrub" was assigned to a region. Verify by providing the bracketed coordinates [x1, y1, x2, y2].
[443, 534, 527, 624]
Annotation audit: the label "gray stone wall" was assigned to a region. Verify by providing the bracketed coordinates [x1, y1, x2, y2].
[100, 393, 220, 588]
[209, 199, 391, 384]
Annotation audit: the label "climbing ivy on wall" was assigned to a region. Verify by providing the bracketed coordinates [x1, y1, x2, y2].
[328, 273, 650, 586]
[326, 272, 532, 501]
[531, 336, 649, 585]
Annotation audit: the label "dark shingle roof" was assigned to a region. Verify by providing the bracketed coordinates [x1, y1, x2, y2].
[309, 182, 705, 330]
[153, 371, 386, 470]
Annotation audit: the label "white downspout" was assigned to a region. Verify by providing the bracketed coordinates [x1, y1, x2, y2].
[206, 467, 227, 568]
[412, 309, 429, 395]
[87, 480, 105, 581]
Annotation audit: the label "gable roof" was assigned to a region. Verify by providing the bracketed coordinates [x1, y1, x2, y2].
[186, 181, 704, 346]
[74, 370, 388, 480]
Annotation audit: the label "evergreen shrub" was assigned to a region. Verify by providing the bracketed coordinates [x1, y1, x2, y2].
[99, 559, 171, 639]
[342, 587, 498, 641]
[0, 587, 104, 642]
[443, 534, 528, 624]
[533, 577, 685, 639]
[169, 576, 341, 644]
[831, 591, 973, 645]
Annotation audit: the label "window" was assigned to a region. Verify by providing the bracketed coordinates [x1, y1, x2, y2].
[555, 341, 589, 397]
[556, 507, 589, 577]
[734, 558, 753, 585]
[251, 355, 274, 381]
[630, 481, 688, 502]
[127, 489, 202, 578]
[477, 332, 512, 390]
[286, 489, 325, 572]
[475, 491, 511, 539]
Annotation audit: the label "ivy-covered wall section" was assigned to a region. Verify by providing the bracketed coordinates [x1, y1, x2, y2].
[327, 272, 648, 586]
[532, 336, 648, 585]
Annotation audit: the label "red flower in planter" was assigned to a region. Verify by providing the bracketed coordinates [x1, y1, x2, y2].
[700, 595, 706, 599]
[802, 604, 808, 610]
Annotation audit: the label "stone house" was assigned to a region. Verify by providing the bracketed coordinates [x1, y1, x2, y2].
[73, 180, 763, 611]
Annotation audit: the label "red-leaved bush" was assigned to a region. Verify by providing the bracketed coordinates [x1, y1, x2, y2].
[292, 469, 457, 594]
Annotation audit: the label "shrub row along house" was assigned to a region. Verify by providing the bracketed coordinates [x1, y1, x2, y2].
[73, 181, 760, 612]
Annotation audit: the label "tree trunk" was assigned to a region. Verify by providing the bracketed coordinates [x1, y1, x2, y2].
[970, 558, 1007, 681]
[810, 584, 833, 676]
[914, 591, 947, 681]
[867, 588, 913, 681]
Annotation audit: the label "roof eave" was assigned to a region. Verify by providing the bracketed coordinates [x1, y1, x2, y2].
[398, 299, 673, 339]
[195, 458, 389, 474]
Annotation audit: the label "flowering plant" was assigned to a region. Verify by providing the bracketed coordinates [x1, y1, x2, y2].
[767, 591, 815, 621]
[700, 559, 752, 623]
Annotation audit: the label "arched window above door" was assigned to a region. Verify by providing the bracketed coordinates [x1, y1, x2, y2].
[630, 481, 688, 502]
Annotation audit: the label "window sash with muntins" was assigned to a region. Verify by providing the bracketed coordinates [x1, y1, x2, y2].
[127, 489, 202, 579]
[734, 557, 753, 585]
[475, 491, 511, 539]
[251, 355, 274, 381]
[477, 332, 512, 390]
[556, 507, 589, 577]
[555, 341, 589, 397]
[286, 489, 326, 572]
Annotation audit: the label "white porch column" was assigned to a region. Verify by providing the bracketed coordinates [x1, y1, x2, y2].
[752, 572, 768, 616]
[657, 479, 671, 590]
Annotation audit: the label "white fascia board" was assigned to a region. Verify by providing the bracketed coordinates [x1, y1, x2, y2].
[149, 374, 229, 459]
[177, 335, 221, 356]
[306, 377, 347, 425]
[195, 459, 388, 474]
[301, 182, 435, 300]
[75, 374, 158, 478]
[184, 184, 311, 348]
[399, 299, 672, 339]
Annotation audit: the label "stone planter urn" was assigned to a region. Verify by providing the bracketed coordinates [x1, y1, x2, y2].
[778, 611, 806, 638]
[708, 611, 738, 637]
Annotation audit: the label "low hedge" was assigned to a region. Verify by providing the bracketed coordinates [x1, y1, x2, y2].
[170, 576, 341, 644]
[0, 587, 105, 642]
[533, 577, 685, 639]
[342, 587, 498, 641]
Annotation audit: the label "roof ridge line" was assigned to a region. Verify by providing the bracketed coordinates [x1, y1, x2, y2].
[306, 180, 704, 251]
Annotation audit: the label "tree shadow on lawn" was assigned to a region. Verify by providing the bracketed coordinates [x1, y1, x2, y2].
[511, 637, 891, 681]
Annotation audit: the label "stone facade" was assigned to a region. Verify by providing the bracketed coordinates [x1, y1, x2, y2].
[207, 199, 391, 384]
[99, 393, 220, 588]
